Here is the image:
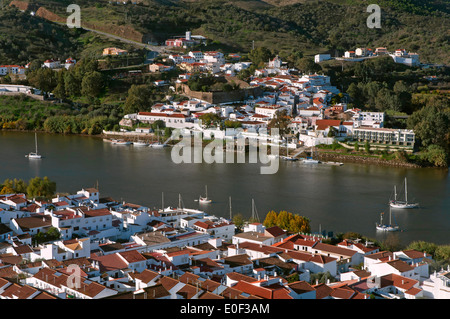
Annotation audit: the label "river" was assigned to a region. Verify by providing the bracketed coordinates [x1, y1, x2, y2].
[1, 131, 449, 246]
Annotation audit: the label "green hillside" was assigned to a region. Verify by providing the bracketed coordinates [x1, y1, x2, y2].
[5, 0, 449, 64]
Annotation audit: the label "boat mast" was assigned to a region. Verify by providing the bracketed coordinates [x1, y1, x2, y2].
[229, 196, 232, 220]
[35, 132, 38, 154]
[161, 192, 164, 211]
[405, 178, 408, 203]
[251, 199, 260, 222]
[178, 194, 183, 209]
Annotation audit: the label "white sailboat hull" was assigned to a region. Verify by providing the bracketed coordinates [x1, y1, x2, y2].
[303, 159, 320, 164]
[281, 156, 298, 161]
[376, 224, 399, 232]
[26, 153, 41, 159]
[199, 198, 212, 204]
[150, 143, 166, 148]
[133, 142, 149, 147]
[114, 141, 132, 145]
[390, 201, 419, 209]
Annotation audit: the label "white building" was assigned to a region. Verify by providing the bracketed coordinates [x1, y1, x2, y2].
[254, 104, 291, 118]
[42, 59, 61, 69]
[191, 218, 235, 241]
[40, 238, 91, 262]
[353, 127, 415, 147]
[421, 268, 450, 299]
[352, 111, 385, 127]
[0, 65, 25, 76]
[390, 49, 420, 67]
[136, 112, 191, 129]
[188, 51, 204, 62]
[201, 51, 225, 65]
[314, 54, 331, 63]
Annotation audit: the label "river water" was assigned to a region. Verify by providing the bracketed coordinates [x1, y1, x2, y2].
[1, 131, 449, 246]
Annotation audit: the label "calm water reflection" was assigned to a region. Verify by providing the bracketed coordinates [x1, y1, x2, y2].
[1, 131, 449, 245]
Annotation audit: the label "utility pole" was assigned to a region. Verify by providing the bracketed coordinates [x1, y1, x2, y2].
[229, 196, 232, 220]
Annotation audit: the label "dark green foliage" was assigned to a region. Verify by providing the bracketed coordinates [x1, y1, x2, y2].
[33, 227, 61, 244]
[0, 6, 81, 65]
[26, 176, 56, 199]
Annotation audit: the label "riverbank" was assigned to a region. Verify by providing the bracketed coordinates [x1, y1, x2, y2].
[317, 150, 423, 168]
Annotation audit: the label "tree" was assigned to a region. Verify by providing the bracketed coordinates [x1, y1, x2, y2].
[151, 120, 166, 131]
[33, 226, 61, 244]
[380, 233, 402, 252]
[268, 109, 291, 138]
[407, 105, 450, 152]
[263, 210, 278, 228]
[232, 213, 245, 231]
[375, 88, 402, 112]
[53, 68, 67, 99]
[64, 71, 81, 97]
[248, 47, 272, 67]
[435, 245, 450, 262]
[81, 71, 104, 98]
[263, 210, 310, 233]
[0, 178, 27, 194]
[26, 176, 56, 199]
[27, 67, 58, 93]
[420, 144, 448, 167]
[295, 57, 321, 74]
[124, 84, 154, 115]
[406, 240, 438, 257]
[364, 140, 371, 153]
[347, 83, 363, 107]
[199, 113, 221, 129]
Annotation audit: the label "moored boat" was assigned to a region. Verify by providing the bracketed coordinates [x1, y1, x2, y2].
[26, 133, 42, 159]
[389, 178, 419, 209]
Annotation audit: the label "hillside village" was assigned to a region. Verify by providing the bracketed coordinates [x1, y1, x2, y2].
[2, 39, 440, 155]
[0, 188, 447, 300]
[116, 48, 416, 152]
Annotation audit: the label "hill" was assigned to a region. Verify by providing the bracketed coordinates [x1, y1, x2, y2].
[6, 0, 448, 65]
[0, 3, 148, 65]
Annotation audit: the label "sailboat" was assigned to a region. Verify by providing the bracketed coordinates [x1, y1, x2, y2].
[133, 136, 149, 147]
[303, 145, 320, 164]
[198, 185, 212, 204]
[150, 126, 167, 148]
[113, 139, 132, 145]
[26, 133, 42, 159]
[389, 178, 419, 209]
[376, 208, 399, 232]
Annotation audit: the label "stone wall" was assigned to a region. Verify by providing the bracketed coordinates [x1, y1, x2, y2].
[318, 151, 421, 168]
[176, 83, 263, 104]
